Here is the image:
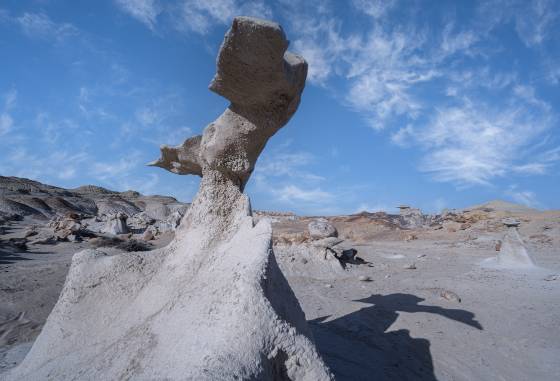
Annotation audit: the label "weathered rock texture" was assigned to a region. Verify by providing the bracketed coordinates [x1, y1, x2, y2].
[8, 17, 332, 380]
[103, 212, 129, 235]
[308, 218, 338, 239]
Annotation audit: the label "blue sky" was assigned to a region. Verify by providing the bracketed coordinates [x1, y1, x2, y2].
[0, 0, 559, 215]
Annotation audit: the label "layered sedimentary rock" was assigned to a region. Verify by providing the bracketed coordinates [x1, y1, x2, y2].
[8, 17, 332, 380]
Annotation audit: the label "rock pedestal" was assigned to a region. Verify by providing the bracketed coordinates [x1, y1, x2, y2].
[498, 220, 535, 267]
[8, 17, 332, 381]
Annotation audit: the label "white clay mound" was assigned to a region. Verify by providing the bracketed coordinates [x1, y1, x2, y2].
[6, 207, 332, 380]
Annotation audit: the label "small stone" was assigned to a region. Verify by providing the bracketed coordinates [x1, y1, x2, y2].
[403, 263, 417, 270]
[23, 229, 38, 238]
[325, 284, 333, 288]
[405, 234, 417, 241]
[142, 229, 154, 241]
[67, 234, 81, 243]
[358, 275, 372, 282]
[495, 240, 502, 251]
[459, 223, 470, 230]
[417, 254, 426, 259]
[502, 218, 520, 228]
[544, 274, 559, 281]
[440, 290, 461, 303]
[30, 236, 57, 245]
[301, 258, 308, 264]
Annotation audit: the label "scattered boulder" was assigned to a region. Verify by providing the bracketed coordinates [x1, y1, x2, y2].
[308, 218, 338, 239]
[129, 212, 155, 229]
[154, 210, 184, 233]
[48, 214, 92, 242]
[142, 227, 155, 241]
[103, 212, 129, 235]
[405, 234, 417, 241]
[23, 228, 38, 238]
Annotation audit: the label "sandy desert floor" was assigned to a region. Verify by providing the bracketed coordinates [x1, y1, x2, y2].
[1, 210, 559, 380]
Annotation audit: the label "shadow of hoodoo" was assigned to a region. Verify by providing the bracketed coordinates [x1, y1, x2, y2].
[309, 293, 483, 381]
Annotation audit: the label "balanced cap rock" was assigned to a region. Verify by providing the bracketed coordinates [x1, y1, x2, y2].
[8, 17, 332, 381]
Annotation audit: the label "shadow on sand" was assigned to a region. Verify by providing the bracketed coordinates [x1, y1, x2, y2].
[309, 293, 482, 381]
[0, 248, 32, 265]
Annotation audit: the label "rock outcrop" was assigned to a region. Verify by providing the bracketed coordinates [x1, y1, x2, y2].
[103, 212, 129, 235]
[0, 176, 188, 223]
[8, 17, 332, 380]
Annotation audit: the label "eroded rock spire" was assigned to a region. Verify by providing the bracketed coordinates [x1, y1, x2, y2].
[150, 16, 307, 190]
[8, 17, 332, 381]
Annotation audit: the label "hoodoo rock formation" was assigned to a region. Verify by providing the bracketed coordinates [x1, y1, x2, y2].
[7, 17, 332, 380]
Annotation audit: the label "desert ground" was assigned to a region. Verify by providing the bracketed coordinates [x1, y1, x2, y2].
[1, 176, 559, 380]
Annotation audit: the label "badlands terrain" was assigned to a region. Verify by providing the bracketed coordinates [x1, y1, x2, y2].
[1, 176, 559, 380]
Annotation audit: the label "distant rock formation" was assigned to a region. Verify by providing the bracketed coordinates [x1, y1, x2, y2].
[498, 219, 535, 267]
[0, 175, 187, 222]
[8, 17, 332, 380]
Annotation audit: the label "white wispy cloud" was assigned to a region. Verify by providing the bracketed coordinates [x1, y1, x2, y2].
[477, 0, 559, 48]
[352, 0, 396, 19]
[0, 113, 13, 136]
[4, 89, 17, 110]
[115, 0, 271, 34]
[91, 152, 141, 180]
[417, 93, 555, 186]
[0, 148, 89, 182]
[35, 113, 80, 145]
[354, 202, 392, 213]
[0, 89, 17, 137]
[391, 124, 415, 147]
[177, 0, 272, 34]
[115, 0, 161, 30]
[505, 186, 542, 208]
[513, 0, 559, 47]
[16, 12, 78, 41]
[255, 149, 324, 182]
[272, 184, 334, 204]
